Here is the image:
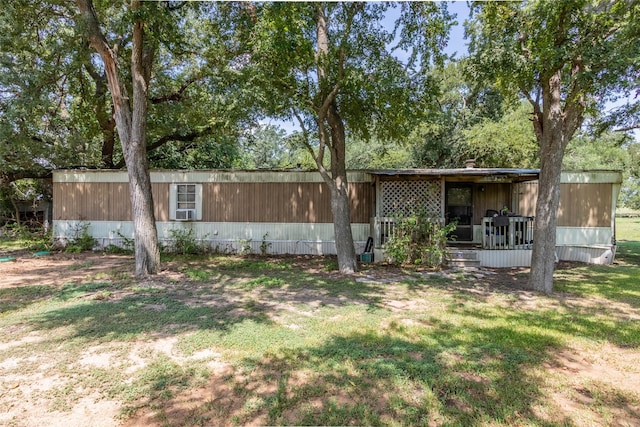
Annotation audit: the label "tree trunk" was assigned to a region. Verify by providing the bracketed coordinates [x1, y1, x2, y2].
[313, 4, 358, 274]
[128, 1, 160, 276]
[528, 69, 581, 293]
[327, 107, 358, 274]
[529, 139, 563, 294]
[329, 182, 358, 273]
[77, 0, 160, 276]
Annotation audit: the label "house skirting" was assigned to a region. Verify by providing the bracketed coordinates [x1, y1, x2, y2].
[53, 220, 371, 256]
[373, 245, 615, 268]
[476, 245, 616, 267]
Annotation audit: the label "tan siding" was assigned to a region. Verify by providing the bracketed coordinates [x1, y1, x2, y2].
[53, 182, 171, 222]
[516, 182, 611, 227]
[54, 179, 373, 224]
[472, 183, 511, 224]
[152, 183, 169, 222]
[108, 183, 131, 221]
[201, 182, 372, 223]
[558, 183, 611, 227]
[517, 182, 538, 217]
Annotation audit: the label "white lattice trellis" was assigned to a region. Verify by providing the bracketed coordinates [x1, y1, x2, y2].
[381, 179, 441, 217]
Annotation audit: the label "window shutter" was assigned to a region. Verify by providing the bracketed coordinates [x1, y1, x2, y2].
[195, 184, 203, 220]
[169, 184, 177, 221]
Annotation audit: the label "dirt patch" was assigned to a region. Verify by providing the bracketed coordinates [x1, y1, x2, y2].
[0, 251, 132, 289]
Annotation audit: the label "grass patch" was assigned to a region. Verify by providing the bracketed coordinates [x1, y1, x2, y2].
[617, 216, 640, 242]
[1, 248, 639, 426]
[244, 276, 286, 289]
[184, 268, 210, 282]
[0, 284, 57, 314]
[555, 241, 640, 308]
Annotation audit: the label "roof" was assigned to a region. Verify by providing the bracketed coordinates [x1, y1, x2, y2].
[366, 168, 541, 182]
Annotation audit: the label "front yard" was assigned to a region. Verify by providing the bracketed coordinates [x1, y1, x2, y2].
[1, 221, 639, 426]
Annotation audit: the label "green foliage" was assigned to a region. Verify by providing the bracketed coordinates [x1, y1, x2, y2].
[1, 2, 255, 183]
[248, 2, 453, 151]
[64, 222, 96, 253]
[104, 231, 135, 254]
[166, 227, 209, 255]
[460, 102, 539, 168]
[346, 135, 413, 169]
[467, 1, 640, 109]
[149, 137, 241, 170]
[406, 60, 514, 169]
[384, 213, 457, 267]
[564, 131, 632, 171]
[260, 233, 272, 256]
[621, 177, 640, 210]
[238, 239, 253, 255]
[238, 125, 291, 169]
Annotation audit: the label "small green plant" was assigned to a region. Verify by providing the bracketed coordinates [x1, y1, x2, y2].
[65, 222, 96, 253]
[167, 227, 209, 255]
[104, 231, 135, 254]
[384, 211, 457, 267]
[260, 233, 272, 256]
[238, 239, 253, 255]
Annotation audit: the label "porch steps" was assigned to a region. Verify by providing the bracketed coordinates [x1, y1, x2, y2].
[447, 249, 481, 268]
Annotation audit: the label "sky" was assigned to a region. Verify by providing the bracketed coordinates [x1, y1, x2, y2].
[443, 1, 470, 58]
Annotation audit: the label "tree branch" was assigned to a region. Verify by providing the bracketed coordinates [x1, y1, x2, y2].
[520, 85, 544, 142]
[112, 126, 213, 169]
[150, 76, 203, 104]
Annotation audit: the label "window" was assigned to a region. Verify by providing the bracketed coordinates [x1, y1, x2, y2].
[169, 183, 202, 221]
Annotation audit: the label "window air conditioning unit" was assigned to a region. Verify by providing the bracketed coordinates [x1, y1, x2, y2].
[175, 209, 196, 221]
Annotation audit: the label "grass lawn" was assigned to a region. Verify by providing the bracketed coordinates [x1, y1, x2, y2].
[617, 216, 640, 242]
[0, 227, 639, 426]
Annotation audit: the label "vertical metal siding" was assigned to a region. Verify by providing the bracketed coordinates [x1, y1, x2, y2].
[557, 183, 611, 227]
[517, 182, 612, 227]
[201, 182, 372, 224]
[54, 220, 370, 256]
[54, 180, 372, 224]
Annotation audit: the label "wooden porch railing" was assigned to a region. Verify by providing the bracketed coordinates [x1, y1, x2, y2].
[371, 217, 394, 248]
[371, 216, 535, 250]
[482, 216, 534, 250]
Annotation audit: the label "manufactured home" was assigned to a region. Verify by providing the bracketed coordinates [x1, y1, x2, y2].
[52, 168, 622, 267]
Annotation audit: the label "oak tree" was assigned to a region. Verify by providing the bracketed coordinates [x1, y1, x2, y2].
[467, 0, 640, 293]
[248, 2, 451, 273]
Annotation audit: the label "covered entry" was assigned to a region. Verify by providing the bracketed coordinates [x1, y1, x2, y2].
[445, 183, 473, 241]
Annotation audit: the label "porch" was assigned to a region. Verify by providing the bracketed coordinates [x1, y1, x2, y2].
[371, 215, 534, 250]
[370, 216, 535, 267]
[367, 168, 540, 267]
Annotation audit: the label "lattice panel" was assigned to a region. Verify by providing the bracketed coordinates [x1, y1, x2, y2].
[381, 179, 441, 217]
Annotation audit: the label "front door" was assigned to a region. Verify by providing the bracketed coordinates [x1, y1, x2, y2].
[445, 183, 473, 241]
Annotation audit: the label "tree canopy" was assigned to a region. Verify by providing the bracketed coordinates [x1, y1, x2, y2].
[0, 1, 255, 183]
[467, 0, 640, 292]
[244, 1, 452, 272]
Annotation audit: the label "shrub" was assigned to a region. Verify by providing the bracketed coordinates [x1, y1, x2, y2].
[64, 222, 96, 253]
[385, 212, 457, 268]
[166, 227, 209, 255]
